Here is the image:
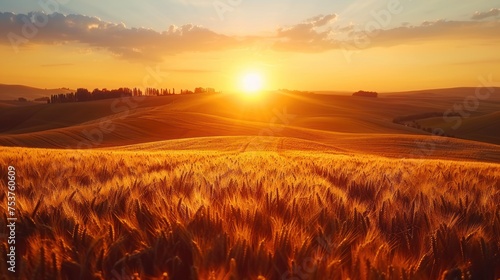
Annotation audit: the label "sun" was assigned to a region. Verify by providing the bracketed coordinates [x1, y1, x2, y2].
[240, 72, 264, 94]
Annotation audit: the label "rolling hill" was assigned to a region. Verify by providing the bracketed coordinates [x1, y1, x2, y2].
[0, 84, 73, 101]
[0, 89, 499, 162]
[382, 87, 500, 100]
[1, 87, 499, 279]
[417, 111, 500, 144]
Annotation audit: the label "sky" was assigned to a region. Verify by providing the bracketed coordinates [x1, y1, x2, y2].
[0, 0, 499, 92]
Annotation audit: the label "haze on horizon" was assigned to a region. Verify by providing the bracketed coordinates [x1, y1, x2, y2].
[0, 0, 499, 92]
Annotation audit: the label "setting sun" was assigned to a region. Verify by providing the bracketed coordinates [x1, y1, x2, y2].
[240, 72, 264, 94]
[2, 1, 500, 279]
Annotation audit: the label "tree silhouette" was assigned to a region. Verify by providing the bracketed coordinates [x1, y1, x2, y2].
[352, 90, 378, 97]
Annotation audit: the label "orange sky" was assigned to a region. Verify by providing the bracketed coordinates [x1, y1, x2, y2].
[1, 3, 499, 92]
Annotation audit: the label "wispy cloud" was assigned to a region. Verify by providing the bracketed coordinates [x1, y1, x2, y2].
[355, 19, 500, 48]
[1, 11, 499, 61]
[471, 8, 500, 20]
[0, 12, 239, 61]
[274, 13, 339, 52]
[306, 14, 338, 27]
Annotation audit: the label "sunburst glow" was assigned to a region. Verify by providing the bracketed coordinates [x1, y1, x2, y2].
[240, 72, 264, 94]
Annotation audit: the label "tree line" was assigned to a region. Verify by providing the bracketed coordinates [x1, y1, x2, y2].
[49, 87, 213, 104]
[353, 90, 378, 98]
[393, 112, 461, 138]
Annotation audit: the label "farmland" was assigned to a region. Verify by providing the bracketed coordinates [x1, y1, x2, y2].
[1, 143, 499, 279]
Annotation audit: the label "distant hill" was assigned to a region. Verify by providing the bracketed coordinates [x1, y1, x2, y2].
[381, 87, 500, 100]
[0, 84, 73, 101]
[312, 91, 353, 95]
[0, 90, 499, 162]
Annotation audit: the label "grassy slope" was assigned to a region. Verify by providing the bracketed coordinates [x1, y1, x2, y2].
[107, 135, 500, 163]
[385, 87, 500, 145]
[0, 84, 73, 101]
[0, 88, 499, 279]
[417, 111, 500, 144]
[0, 147, 498, 279]
[382, 87, 500, 99]
[0, 91, 499, 162]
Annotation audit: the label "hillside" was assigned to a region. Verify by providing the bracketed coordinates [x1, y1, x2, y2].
[0, 89, 499, 279]
[382, 87, 500, 100]
[0, 84, 73, 101]
[0, 90, 499, 162]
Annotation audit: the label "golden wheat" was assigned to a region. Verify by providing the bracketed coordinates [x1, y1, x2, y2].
[0, 147, 499, 279]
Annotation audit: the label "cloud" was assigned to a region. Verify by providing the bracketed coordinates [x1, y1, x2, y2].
[472, 8, 500, 20]
[274, 13, 339, 52]
[361, 20, 500, 47]
[0, 12, 239, 61]
[1, 11, 499, 59]
[307, 14, 337, 27]
[336, 24, 355, 33]
[274, 17, 500, 52]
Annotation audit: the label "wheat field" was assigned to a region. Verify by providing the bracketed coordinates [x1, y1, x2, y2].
[0, 145, 499, 280]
